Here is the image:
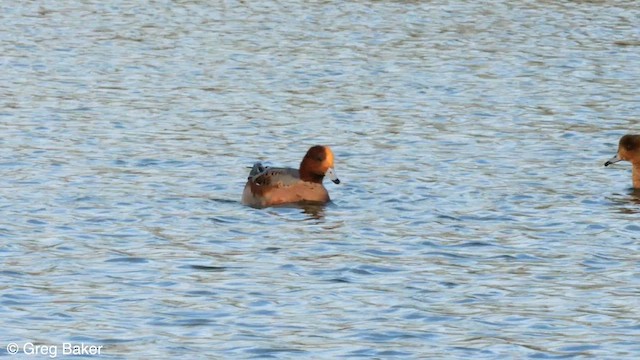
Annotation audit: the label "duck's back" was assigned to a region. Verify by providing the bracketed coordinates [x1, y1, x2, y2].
[251, 167, 301, 187]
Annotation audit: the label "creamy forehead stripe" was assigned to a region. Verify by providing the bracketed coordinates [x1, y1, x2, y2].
[324, 147, 334, 165]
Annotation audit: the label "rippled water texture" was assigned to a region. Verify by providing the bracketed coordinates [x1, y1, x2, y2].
[2, 1, 640, 359]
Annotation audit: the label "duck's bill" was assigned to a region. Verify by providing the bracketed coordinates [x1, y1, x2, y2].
[326, 167, 340, 184]
[604, 154, 621, 167]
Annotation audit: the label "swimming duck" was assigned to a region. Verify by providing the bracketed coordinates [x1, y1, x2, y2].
[242, 145, 340, 208]
[604, 134, 640, 188]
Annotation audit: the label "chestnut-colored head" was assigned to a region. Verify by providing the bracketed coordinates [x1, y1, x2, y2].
[605, 135, 640, 166]
[299, 145, 340, 184]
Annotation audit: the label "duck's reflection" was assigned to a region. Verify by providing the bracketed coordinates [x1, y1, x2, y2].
[299, 202, 327, 219]
[608, 188, 640, 214]
[269, 201, 328, 220]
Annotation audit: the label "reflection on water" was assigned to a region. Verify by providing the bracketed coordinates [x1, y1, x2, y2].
[607, 189, 640, 214]
[2, 0, 640, 359]
[295, 203, 328, 220]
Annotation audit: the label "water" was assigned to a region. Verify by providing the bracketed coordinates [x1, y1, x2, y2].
[1, 1, 640, 358]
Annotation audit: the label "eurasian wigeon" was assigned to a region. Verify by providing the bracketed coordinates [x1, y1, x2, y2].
[242, 145, 340, 208]
[604, 134, 640, 188]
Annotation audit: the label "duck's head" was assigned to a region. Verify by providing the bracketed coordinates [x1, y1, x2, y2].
[605, 135, 640, 166]
[300, 145, 340, 184]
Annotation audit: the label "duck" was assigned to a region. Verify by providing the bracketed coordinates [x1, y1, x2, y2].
[604, 134, 640, 188]
[242, 145, 340, 208]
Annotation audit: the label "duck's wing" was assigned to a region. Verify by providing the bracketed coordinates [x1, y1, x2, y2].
[248, 162, 267, 179]
[248, 165, 301, 187]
